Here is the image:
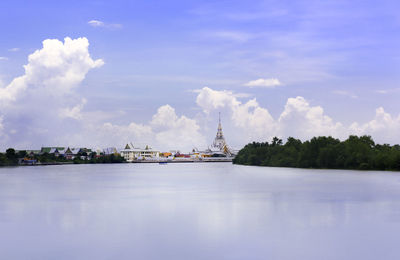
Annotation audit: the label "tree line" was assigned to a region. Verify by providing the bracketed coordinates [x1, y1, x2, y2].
[0, 149, 125, 166]
[233, 136, 400, 171]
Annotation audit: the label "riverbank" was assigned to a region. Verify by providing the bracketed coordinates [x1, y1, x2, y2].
[2, 158, 233, 167]
[234, 135, 400, 171]
[0, 152, 126, 167]
[130, 158, 233, 163]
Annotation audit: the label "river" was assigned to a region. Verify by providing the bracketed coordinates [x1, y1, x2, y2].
[1, 163, 400, 259]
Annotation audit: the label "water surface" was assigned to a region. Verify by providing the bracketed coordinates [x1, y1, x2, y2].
[1, 163, 400, 259]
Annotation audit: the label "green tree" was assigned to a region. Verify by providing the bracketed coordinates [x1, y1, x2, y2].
[233, 135, 400, 171]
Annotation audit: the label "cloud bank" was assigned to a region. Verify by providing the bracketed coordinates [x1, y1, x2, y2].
[195, 87, 400, 146]
[1, 37, 400, 151]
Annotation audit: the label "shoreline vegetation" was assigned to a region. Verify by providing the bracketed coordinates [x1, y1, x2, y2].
[0, 149, 125, 167]
[233, 135, 400, 171]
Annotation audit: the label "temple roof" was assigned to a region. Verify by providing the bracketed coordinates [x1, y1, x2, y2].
[212, 112, 227, 150]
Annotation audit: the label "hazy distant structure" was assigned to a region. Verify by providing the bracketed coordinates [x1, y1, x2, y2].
[207, 113, 235, 157]
[120, 143, 160, 162]
[212, 112, 227, 150]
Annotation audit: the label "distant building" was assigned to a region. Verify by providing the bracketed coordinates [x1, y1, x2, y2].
[160, 152, 172, 157]
[65, 147, 79, 160]
[103, 147, 118, 155]
[26, 150, 41, 156]
[212, 113, 227, 150]
[41, 147, 65, 155]
[204, 113, 236, 157]
[64, 147, 92, 160]
[120, 143, 160, 162]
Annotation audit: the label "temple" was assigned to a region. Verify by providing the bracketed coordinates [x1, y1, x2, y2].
[206, 113, 235, 157]
[212, 112, 227, 150]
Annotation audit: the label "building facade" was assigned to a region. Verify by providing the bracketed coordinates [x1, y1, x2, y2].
[205, 113, 236, 157]
[120, 143, 160, 162]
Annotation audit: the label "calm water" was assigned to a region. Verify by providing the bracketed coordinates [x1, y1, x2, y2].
[1, 163, 400, 259]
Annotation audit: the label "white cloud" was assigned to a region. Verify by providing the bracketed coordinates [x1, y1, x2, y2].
[278, 96, 345, 140]
[0, 37, 104, 103]
[196, 87, 277, 142]
[151, 105, 178, 128]
[59, 98, 87, 120]
[8, 48, 19, 52]
[0, 57, 8, 61]
[88, 20, 122, 29]
[195, 87, 348, 144]
[0, 37, 103, 150]
[243, 78, 282, 88]
[195, 87, 400, 146]
[151, 105, 207, 150]
[88, 20, 105, 27]
[0, 37, 207, 151]
[196, 87, 240, 114]
[83, 105, 207, 151]
[349, 107, 400, 144]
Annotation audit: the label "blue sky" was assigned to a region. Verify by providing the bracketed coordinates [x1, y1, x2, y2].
[0, 0, 399, 151]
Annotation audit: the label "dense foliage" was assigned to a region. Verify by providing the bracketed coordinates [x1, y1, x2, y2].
[0, 149, 125, 166]
[73, 153, 125, 164]
[0, 148, 19, 166]
[233, 136, 400, 171]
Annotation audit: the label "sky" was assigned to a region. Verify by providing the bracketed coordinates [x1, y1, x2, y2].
[0, 0, 399, 151]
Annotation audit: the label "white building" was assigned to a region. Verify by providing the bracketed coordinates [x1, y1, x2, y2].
[120, 143, 160, 162]
[204, 113, 236, 157]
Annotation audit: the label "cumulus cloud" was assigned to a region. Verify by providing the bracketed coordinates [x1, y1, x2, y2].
[59, 98, 87, 120]
[0, 36, 205, 151]
[88, 20, 122, 29]
[196, 87, 240, 113]
[349, 107, 400, 144]
[151, 105, 207, 150]
[151, 105, 178, 128]
[83, 105, 207, 151]
[196, 87, 277, 142]
[278, 97, 345, 140]
[195, 87, 400, 146]
[243, 78, 282, 88]
[196, 87, 348, 144]
[0, 37, 104, 103]
[0, 37, 104, 149]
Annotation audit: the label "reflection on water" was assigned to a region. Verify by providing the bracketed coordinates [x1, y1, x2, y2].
[1, 163, 400, 259]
